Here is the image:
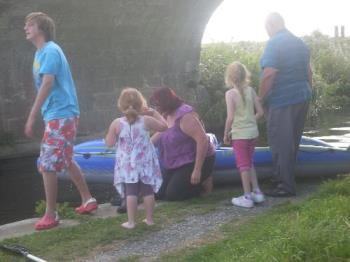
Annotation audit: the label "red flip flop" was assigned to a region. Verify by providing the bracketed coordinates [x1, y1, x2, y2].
[35, 212, 59, 230]
[75, 198, 98, 214]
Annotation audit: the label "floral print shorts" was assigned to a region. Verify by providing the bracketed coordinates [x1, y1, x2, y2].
[38, 117, 78, 173]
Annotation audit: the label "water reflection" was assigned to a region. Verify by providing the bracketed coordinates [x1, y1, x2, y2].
[305, 112, 350, 149]
[330, 127, 350, 131]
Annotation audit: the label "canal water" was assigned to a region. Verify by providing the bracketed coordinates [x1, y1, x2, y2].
[305, 112, 350, 148]
[0, 158, 116, 226]
[0, 112, 349, 226]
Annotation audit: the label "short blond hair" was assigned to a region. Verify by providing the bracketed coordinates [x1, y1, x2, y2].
[25, 12, 56, 41]
[118, 88, 147, 124]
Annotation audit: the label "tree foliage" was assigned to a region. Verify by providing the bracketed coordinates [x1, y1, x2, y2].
[198, 32, 350, 135]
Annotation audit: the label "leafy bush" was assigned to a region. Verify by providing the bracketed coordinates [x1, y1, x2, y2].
[198, 42, 263, 136]
[304, 32, 350, 111]
[197, 33, 350, 137]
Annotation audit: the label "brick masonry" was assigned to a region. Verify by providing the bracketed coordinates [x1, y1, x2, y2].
[0, 0, 223, 138]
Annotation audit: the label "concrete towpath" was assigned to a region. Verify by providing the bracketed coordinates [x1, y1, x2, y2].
[0, 218, 79, 241]
[0, 203, 121, 241]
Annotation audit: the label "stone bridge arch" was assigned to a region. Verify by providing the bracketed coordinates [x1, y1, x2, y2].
[0, 0, 223, 138]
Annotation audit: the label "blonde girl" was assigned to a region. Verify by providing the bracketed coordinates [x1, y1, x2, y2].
[105, 88, 167, 229]
[224, 62, 265, 208]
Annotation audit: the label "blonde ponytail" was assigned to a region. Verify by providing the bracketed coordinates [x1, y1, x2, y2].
[236, 85, 246, 105]
[118, 87, 147, 125]
[225, 62, 251, 105]
[124, 105, 138, 124]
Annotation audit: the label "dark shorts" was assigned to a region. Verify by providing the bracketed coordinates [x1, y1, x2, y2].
[157, 154, 216, 201]
[38, 117, 78, 173]
[125, 181, 154, 197]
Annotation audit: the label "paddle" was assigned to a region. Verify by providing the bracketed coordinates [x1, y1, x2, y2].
[0, 244, 47, 262]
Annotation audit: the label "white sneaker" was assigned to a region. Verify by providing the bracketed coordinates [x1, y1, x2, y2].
[251, 192, 265, 203]
[231, 195, 254, 208]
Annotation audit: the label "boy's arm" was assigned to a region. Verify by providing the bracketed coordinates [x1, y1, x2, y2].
[24, 74, 54, 138]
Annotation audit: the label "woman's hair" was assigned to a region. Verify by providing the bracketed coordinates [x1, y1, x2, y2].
[118, 87, 147, 124]
[225, 62, 251, 104]
[149, 86, 183, 115]
[25, 12, 56, 42]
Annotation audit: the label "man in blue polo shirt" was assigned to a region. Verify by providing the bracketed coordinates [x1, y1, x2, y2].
[259, 13, 312, 197]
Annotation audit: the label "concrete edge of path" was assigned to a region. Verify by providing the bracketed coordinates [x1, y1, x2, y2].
[0, 218, 79, 241]
[0, 202, 152, 241]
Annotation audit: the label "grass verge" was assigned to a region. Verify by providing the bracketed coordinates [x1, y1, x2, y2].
[0, 189, 234, 261]
[159, 176, 350, 262]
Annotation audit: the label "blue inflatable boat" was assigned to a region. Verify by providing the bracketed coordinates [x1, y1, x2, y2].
[58, 135, 350, 184]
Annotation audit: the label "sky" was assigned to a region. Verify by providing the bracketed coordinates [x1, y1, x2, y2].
[202, 0, 350, 43]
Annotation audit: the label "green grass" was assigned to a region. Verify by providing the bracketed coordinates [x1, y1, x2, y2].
[0, 189, 234, 262]
[2, 177, 349, 262]
[159, 176, 350, 262]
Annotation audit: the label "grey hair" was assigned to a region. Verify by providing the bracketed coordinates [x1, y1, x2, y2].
[265, 12, 285, 30]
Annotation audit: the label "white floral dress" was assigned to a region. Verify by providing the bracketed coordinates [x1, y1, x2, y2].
[114, 116, 162, 198]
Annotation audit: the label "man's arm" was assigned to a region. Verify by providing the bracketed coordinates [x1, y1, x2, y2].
[259, 39, 279, 102]
[252, 88, 264, 120]
[24, 74, 54, 138]
[258, 67, 278, 101]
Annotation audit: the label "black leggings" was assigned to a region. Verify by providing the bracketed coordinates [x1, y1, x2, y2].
[125, 181, 154, 197]
[157, 155, 216, 201]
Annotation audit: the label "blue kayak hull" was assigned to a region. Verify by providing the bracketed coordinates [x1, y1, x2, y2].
[58, 136, 350, 184]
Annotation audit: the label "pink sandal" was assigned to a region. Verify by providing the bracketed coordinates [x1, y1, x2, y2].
[75, 198, 98, 214]
[35, 212, 59, 231]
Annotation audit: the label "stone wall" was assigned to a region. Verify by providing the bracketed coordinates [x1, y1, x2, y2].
[0, 0, 223, 138]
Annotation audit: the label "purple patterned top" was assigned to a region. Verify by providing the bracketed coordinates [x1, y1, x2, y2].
[157, 104, 215, 170]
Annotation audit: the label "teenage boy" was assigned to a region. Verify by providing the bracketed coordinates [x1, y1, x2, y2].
[24, 12, 98, 230]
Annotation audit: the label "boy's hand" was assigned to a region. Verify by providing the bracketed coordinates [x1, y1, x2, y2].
[24, 116, 35, 138]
